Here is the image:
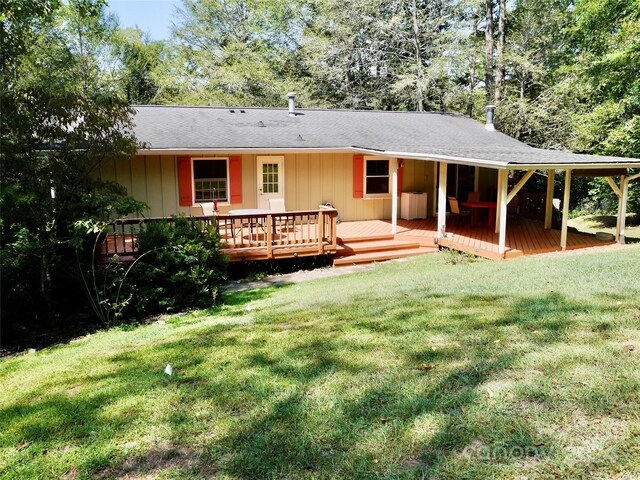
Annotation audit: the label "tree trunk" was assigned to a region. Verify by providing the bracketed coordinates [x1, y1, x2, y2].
[468, 9, 479, 117]
[411, 0, 425, 112]
[495, 0, 506, 105]
[485, 0, 495, 105]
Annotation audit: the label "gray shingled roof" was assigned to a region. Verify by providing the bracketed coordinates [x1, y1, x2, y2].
[133, 105, 640, 168]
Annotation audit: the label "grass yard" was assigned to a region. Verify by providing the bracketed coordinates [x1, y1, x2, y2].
[1, 247, 640, 479]
[569, 213, 640, 243]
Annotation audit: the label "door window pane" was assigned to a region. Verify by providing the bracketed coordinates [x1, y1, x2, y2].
[262, 163, 279, 193]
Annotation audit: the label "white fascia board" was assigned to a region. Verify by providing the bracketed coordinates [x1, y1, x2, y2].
[507, 162, 640, 170]
[350, 147, 510, 169]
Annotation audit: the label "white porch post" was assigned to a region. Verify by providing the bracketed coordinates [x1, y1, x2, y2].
[431, 162, 438, 217]
[498, 169, 508, 255]
[620, 172, 640, 244]
[544, 169, 555, 229]
[615, 175, 625, 242]
[391, 161, 398, 234]
[560, 169, 572, 250]
[619, 176, 629, 245]
[437, 162, 448, 238]
[495, 170, 504, 233]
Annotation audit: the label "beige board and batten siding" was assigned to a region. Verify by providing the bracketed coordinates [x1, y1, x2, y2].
[101, 153, 435, 221]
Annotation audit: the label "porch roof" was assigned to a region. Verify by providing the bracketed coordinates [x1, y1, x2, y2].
[133, 105, 640, 169]
[352, 145, 640, 169]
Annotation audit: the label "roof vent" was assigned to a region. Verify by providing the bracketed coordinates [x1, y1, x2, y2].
[287, 92, 296, 117]
[485, 105, 496, 131]
[258, 121, 266, 127]
[240, 109, 245, 113]
[229, 109, 235, 113]
[297, 134, 304, 141]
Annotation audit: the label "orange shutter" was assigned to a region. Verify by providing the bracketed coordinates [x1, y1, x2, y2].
[353, 154, 364, 198]
[397, 159, 403, 197]
[229, 156, 242, 204]
[177, 157, 193, 206]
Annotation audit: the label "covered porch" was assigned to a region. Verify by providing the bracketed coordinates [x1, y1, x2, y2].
[337, 218, 613, 260]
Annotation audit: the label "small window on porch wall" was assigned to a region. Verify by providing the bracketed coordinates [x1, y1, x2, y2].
[194, 159, 228, 202]
[365, 159, 390, 195]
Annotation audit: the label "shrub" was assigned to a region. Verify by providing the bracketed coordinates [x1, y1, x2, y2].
[124, 216, 228, 317]
[440, 248, 478, 265]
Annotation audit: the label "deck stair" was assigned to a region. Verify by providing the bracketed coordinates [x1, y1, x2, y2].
[333, 235, 437, 266]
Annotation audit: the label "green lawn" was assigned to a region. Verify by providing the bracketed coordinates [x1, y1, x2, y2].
[569, 213, 640, 243]
[1, 248, 640, 479]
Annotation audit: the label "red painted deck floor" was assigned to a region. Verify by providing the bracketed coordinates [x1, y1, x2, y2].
[336, 218, 612, 260]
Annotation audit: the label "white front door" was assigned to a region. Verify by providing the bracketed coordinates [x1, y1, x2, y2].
[257, 156, 284, 210]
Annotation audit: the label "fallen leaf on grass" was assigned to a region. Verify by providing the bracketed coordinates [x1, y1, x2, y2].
[589, 418, 602, 424]
[486, 388, 494, 398]
[380, 417, 388, 424]
[417, 364, 435, 371]
[533, 441, 545, 447]
[623, 344, 635, 352]
[460, 407, 468, 414]
[15, 442, 30, 451]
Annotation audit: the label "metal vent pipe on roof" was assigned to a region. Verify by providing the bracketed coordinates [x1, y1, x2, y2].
[287, 92, 296, 117]
[485, 104, 496, 131]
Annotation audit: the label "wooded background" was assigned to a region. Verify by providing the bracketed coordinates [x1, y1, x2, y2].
[1, 0, 638, 335]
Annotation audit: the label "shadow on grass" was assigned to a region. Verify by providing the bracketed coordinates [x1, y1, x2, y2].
[0, 291, 627, 478]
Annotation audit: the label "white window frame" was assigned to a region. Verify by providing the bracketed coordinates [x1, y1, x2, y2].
[192, 157, 230, 205]
[363, 157, 392, 198]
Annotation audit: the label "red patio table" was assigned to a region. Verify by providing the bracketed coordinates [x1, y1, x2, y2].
[462, 201, 497, 228]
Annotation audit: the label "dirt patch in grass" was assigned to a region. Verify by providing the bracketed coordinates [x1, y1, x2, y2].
[100, 443, 212, 479]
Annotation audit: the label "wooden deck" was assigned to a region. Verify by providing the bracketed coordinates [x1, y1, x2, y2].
[102, 209, 339, 263]
[102, 213, 612, 266]
[337, 218, 613, 260]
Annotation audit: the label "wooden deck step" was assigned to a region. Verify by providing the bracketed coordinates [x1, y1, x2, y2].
[337, 233, 394, 245]
[335, 239, 421, 256]
[333, 246, 438, 266]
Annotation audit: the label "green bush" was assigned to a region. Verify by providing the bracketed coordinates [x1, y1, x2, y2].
[124, 216, 228, 317]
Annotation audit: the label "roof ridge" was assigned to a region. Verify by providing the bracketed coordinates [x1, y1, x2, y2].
[132, 104, 468, 117]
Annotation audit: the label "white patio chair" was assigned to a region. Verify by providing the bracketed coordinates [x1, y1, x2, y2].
[269, 198, 294, 233]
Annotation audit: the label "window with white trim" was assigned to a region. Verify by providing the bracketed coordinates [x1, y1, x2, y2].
[194, 158, 228, 202]
[365, 159, 390, 196]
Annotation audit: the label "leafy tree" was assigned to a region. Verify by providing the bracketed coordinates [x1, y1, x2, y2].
[158, 0, 307, 106]
[1, 0, 144, 334]
[111, 28, 166, 104]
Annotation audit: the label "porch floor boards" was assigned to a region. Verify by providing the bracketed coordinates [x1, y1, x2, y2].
[336, 218, 612, 260]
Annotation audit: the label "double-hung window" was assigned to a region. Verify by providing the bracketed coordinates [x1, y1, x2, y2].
[365, 159, 391, 196]
[193, 158, 228, 203]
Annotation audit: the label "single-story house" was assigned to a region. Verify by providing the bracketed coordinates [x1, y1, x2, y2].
[101, 95, 640, 263]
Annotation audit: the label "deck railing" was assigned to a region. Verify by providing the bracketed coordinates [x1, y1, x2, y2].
[101, 207, 338, 260]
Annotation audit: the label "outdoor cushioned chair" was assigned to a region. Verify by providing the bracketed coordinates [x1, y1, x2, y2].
[448, 196, 472, 227]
